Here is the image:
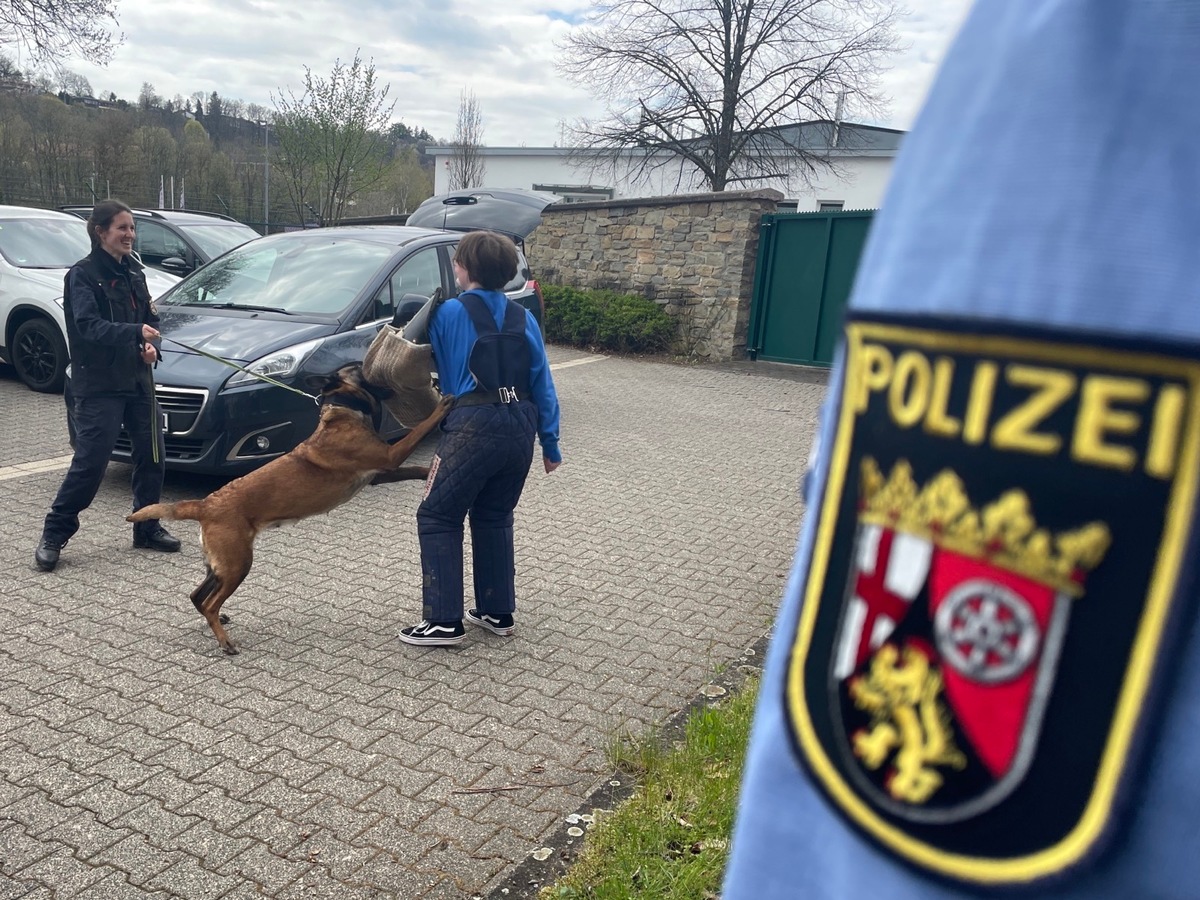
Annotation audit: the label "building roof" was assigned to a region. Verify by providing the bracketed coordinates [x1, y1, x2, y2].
[425, 120, 904, 159]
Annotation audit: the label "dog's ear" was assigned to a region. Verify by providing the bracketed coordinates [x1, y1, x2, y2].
[305, 371, 343, 395]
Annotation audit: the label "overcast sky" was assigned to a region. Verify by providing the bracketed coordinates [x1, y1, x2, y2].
[41, 0, 973, 146]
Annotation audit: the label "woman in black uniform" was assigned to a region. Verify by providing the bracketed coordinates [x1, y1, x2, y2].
[34, 199, 181, 572]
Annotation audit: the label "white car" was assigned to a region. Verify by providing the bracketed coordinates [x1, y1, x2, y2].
[0, 205, 179, 392]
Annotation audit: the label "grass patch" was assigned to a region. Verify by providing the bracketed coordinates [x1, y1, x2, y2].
[540, 677, 759, 900]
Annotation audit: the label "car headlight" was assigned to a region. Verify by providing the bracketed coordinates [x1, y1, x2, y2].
[225, 338, 323, 388]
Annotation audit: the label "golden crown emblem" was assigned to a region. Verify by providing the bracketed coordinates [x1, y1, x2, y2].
[859, 458, 1110, 596]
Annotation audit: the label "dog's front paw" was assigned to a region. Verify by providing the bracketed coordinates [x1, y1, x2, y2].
[372, 465, 430, 485]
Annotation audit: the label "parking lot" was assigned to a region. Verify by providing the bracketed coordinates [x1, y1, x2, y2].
[0, 346, 826, 898]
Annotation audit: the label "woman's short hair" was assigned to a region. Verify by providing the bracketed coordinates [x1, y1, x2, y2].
[87, 199, 133, 251]
[453, 230, 519, 291]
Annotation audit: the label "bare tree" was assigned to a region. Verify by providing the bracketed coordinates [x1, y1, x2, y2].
[138, 81, 160, 111]
[58, 68, 91, 97]
[0, 0, 123, 67]
[245, 102, 270, 123]
[558, 0, 901, 192]
[133, 124, 176, 203]
[23, 93, 81, 204]
[0, 51, 20, 78]
[447, 89, 486, 190]
[28, 69, 54, 93]
[0, 95, 33, 203]
[272, 51, 395, 225]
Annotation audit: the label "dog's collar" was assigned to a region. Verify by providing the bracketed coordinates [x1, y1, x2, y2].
[321, 393, 383, 431]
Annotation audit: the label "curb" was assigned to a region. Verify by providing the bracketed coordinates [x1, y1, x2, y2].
[484, 630, 772, 899]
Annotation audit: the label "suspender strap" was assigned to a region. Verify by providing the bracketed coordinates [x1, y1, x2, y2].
[459, 291, 496, 335]
[456, 292, 532, 406]
[458, 291, 526, 337]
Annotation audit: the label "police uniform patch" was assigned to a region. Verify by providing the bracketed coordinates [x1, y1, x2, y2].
[785, 313, 1200, 887]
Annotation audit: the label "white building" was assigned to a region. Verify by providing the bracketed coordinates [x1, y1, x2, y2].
[426, 121, 902, 211]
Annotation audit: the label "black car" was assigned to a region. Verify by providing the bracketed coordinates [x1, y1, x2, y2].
[60, 206, 260, 276]
[93, 224, 546, 475]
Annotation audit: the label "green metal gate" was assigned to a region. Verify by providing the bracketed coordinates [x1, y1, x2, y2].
[747, 210, 874, 366]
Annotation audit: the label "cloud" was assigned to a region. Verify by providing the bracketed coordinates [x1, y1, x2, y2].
[879, 0, 974, 129]
[56, 0, 972, 145]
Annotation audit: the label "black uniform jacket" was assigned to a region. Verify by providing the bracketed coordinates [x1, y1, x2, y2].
[64, 249, 161, 397]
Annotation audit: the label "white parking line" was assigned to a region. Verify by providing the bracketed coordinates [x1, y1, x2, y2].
[0, 454, 75, 482]
[0, 356, 606, 482]
[550, 355, 607, 370]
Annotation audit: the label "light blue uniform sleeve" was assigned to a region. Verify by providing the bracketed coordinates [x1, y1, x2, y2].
[722, 2, 1200, 897]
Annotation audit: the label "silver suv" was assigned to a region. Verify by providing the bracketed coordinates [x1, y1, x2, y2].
[60, 206, 260, 276]
[0, 205, 179, 392]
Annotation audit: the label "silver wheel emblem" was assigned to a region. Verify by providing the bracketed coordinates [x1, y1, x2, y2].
[934, 580, 1039, 683]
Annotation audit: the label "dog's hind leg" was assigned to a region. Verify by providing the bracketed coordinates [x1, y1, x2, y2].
[191, 565, 231, 624]
[194, 562, 250, 655]
[191, 528, 254, 655]
[191, 564, 220, 610]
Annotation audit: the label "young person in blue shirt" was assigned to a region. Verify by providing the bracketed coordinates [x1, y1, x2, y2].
[723, 2, 1200, 897]
[398, 230, 562, 646]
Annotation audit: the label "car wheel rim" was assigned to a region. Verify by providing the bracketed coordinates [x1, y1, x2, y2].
[18, 330, 56, 385]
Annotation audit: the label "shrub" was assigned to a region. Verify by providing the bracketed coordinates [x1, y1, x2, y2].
[542, 284, 674, 354]
[542, 285, 602, 346]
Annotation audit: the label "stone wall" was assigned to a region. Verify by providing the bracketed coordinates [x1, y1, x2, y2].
[524, 189, 783, 361]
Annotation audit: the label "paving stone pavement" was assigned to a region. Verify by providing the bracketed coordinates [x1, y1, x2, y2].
[0, 347, 827, 899]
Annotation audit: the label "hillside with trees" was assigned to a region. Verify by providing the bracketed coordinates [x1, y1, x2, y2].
[0, 54, 438, 232]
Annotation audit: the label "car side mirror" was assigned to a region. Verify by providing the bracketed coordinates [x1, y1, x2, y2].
[161, 256, 191, 275]
[392, 296, 427, 328]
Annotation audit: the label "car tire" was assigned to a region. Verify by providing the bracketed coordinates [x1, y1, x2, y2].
[12, 317, 68, 393]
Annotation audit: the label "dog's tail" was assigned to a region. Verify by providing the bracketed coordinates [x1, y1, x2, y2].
[126, 500, 204, 523]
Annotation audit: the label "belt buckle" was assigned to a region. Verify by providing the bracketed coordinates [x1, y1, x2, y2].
[499, 386, 517, 404]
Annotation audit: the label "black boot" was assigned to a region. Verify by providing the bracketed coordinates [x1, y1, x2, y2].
[133, 523, 181, 552]
[34, 537, 64, 572]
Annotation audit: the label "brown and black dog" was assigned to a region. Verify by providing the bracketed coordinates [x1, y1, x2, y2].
[129, 364, 452, 655]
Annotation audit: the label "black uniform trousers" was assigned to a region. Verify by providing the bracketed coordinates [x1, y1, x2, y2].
[43, 389, 165, 544]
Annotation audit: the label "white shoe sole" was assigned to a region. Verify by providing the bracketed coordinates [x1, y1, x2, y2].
[466, 611, 515, 636]
[397, 630, 465, 646]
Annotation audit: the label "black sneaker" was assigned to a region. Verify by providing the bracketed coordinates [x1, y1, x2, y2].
[466, 609, 515, 636]
[397, 620, 465, 646]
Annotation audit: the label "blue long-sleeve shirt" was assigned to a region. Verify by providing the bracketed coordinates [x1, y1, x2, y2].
[429, 289, 562, 463]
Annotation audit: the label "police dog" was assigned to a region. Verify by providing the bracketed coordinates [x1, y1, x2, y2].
[129, 364, 452, 655]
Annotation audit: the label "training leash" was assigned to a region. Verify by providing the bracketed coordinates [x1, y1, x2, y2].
[160, 337, 320, 404]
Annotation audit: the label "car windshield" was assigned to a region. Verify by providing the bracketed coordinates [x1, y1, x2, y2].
[0, 217, 90, 268]
[163, 236, 395, 316]
[176, 222, 260, 259]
